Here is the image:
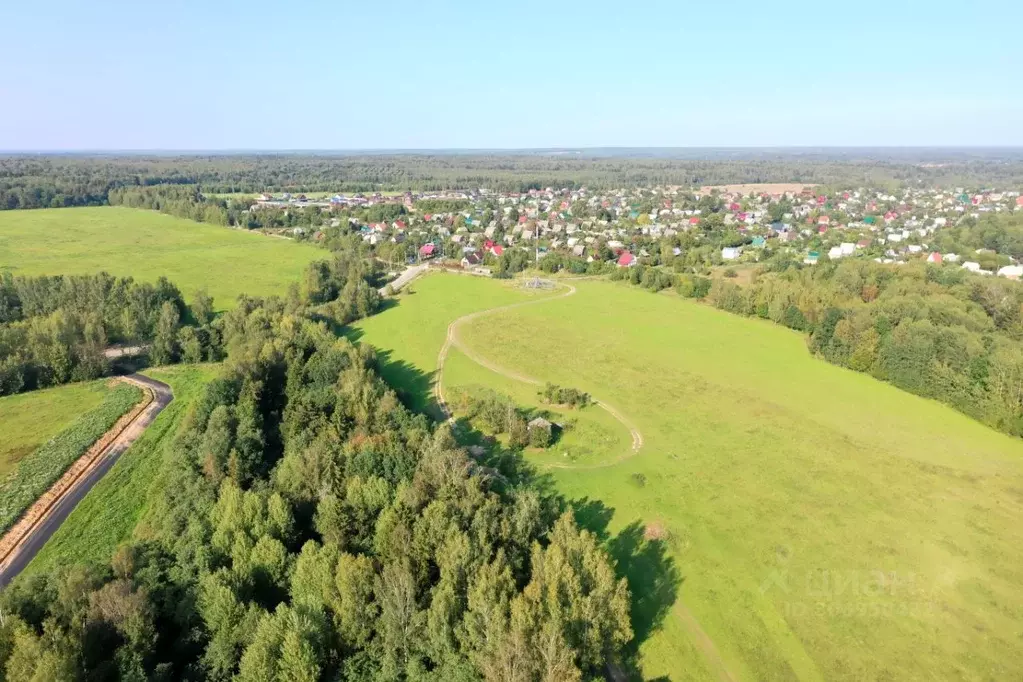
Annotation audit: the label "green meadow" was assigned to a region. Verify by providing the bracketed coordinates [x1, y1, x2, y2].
[0, 207, 323, 311]
[0, 380, 114, 478]
[352, 273, 1023, 681]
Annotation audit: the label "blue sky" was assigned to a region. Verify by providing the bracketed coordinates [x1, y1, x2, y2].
[2, 0, 1021, 150]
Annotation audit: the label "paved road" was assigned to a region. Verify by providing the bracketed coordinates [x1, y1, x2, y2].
[0, 374, 173, 587]
[379, 263, 430, 295]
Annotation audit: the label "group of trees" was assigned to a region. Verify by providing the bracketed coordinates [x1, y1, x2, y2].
[108, 187, 253, 228]
[0, 297, 631, 680]
[0, 247, 383, 397]
[301, 253, 382, 325]
[538, 383, 590, 408]
[932, 212, 1023, 261]
[0, 273, 219, 395]
[448, 387, 534, 448]
[705, 258, 1023, 436]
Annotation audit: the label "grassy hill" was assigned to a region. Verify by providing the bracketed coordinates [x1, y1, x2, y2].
[351, 273, 1023, 681]
[0, 380, 114, 478]
[0, 207, 323, 310]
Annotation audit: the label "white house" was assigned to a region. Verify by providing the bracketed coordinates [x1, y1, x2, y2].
[721, 246, 742, 260]
[998, 265, 1023, 280]
[962, 261, 982, 273]
[840, 242, 855, 256]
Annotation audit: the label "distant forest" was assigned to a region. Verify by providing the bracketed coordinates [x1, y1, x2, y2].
[4, 151, 1023, 209]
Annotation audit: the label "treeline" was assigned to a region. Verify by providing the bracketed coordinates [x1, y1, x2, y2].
[0, 273, 215, 395]
[110, 185, 342, 232]
[0, 297, 631, 680]
[7, 153, 1023, 208]
[707, 259, 1023, 436]
[0, 251, 378, 396]
[109, 186, 251, 228]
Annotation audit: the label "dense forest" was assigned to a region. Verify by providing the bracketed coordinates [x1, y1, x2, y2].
[0, 296, 632, 681]
[5, 152, 1023, 209]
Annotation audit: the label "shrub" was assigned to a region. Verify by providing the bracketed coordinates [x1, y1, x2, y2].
[529, 425, 552, 449]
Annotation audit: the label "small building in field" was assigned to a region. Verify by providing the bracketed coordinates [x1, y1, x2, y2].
[528, 417, 553, 434]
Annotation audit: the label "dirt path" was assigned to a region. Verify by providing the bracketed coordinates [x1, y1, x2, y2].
[433, 281, 643, 469]
[675, 604, 740, 682]
[0, 374, 173, 587]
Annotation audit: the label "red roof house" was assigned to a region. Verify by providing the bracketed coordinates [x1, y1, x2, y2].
[617, 252, 636, 267]
[419, 243, 436, 258]
[688, 217, 700, 226]
[926, 252, 943, 264]
[489, 244, 504, 256]
[1016, 196, 1023, 207]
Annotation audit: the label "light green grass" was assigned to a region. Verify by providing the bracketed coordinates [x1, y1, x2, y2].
[0, 381, 113, 478]
[352, 274, 1023, 681]
[0, 207, 324, 311]
[347, 273, 558, 415]
[25, 364, 219, 575]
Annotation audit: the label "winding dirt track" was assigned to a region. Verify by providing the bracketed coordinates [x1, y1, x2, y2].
[433, 281, 643, 468]
[434, 279, 740, 681]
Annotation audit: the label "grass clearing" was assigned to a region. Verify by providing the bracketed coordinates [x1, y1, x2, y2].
[26, 364, 218, 575]
[352, 273, 1023, 680]
[0, 381, 114, 479]
[0, 207, 324, 311]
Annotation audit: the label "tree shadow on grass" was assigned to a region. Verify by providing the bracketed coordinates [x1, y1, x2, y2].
[467, 431, 682, 679]
[571, 499, 683, 680]
[340, 325, 440, 418]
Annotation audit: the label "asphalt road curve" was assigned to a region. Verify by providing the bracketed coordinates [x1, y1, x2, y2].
[0, 374, 173, 588]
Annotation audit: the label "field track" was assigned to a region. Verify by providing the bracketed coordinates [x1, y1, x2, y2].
[433, 280, 644, 468]
[0, 374, 173, 587]
[432, 278, 738, 679]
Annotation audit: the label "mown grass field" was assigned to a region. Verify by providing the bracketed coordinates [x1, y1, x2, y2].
[0, 207, 324, 311]
[26, 364, 219, 575]
[0, 381, 114, 479]
[352, 273, 1023, 681]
